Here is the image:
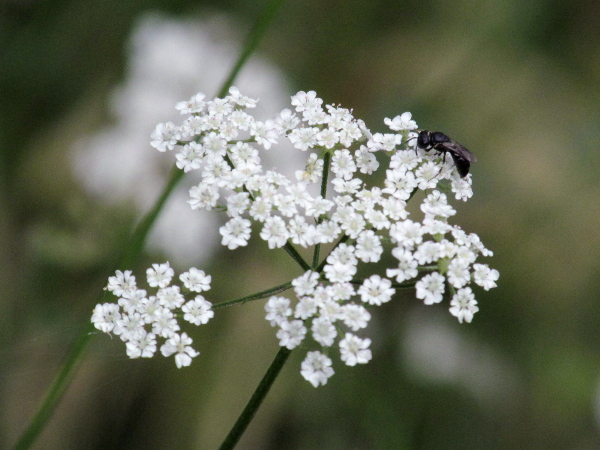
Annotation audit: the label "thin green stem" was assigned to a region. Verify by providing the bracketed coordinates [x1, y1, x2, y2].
[312, 151, 331, 268]
[14, 324, 95, 450]
[121, 166, 185, 267]
[14, 0, 287, 447]
[212, 281, 293, 309]
[283, 241, 311, 271]
[219, 347, 292, 450]
[319, 151, 331, 199]
[216, 0, 286, 99]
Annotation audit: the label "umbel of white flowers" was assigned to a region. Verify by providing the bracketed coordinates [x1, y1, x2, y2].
[92, 88, 499, 387]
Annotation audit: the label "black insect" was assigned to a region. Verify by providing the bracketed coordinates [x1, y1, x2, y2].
[415, 130, 477, 178]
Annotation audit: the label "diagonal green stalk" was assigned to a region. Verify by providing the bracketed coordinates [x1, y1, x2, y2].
[283, 241, 311, 271]
[14, 0, 287, 448]
[219, 347, 292, 450]
[213, 280, 293, 309]
[312, 151, 331, 268]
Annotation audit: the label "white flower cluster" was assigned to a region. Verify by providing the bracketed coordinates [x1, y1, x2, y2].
[94, 88, 498, 385]
[92, 263, 214, 368]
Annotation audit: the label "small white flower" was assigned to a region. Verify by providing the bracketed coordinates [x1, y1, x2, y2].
[265, 296, 292, 327]
[188, 183, 219, 211]
[151, 308, 180, 338]
[206, 98, 233, 118]
[220, 217, 252, 250]
[472, 264, 499, 290]
[338, 211, 366, 239]
[387, 247, 419, 283]
[323, 261, 357, 283]
[126, 330, 157, 359]
[292, 271, 320, 297]
[160, 332, 199, 368]
[358, 275, 395, 305]
[317, 297, 343, 322]
[175, 142, 204, 173]
[328, 282, 355, 301]
[316, 127, 339, 149]
[413, 241, 444, 265]
[331, 149, 356, 179]
[107, 270, 137, 297]
[451, 176, 474, 201]
[175, 92, 206, 115]
[138, 296, 161, 324]
[355, 230, 383, 263]
[415, 161, 440, 190]
[276, 320, 307, 349]
[113, 312, 145, 342]
[449, 287, 479, 323]
[157, 286, 185, 309]
[380, 197, 408, 221]
[202, 131, 228, 157]
[291, 90, 323, 112]
[248, 194, 273, 221]
[415, 272, 446, 305]
[305, 195, 335, 218]
[295, 296, 318, 320]
[339, 333, 372, 366]
[383, 168, 418, 200]
[179, 268, 211, 292]
[301, 351, 334, 387]
[340, 304, 371, 331]
[146, 262, 174, 288]
[288, 127, 319, 151]
[384, 112, 418, 131]
[118, 289, 147, 314]
[326, 243, 357, 266]
[275, 108, 300, 132]
[91, 303, 121, 333]
[150, 122, 180, 152]
[421, 191, 456, 219]
[227, 86, 257, 108]
[311, 316, 337, 347]
[389, 220, 423, 248]
[447, 259, 471, 289]
[355, 146, 379, 174]
[226, 192, 251, 217]
[182, 296, 214, 325]
[250, 120, 279, 150]
[260, 216, 290, 249]
[367, 132, 401, 152]
[303, 106, 328, 125]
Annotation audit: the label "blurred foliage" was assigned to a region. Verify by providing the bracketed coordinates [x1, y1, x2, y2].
[1, 0, 600, 449]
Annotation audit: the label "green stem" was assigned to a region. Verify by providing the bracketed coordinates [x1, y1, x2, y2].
[216, 0, 287, 99]
[14, 0, 287, 447]
[121, 166, 184, 267]
[212, 281, 293, 309]
[312, 151, 332, 268]
[14, 324, 95, 450]
[283, 241, 311, 271]
[219, 347, 292, 450]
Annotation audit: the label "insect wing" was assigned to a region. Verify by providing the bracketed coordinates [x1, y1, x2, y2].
[448, 151, 471, 177]
[439, 140, 476, 178]
[444, 140, 477, 163]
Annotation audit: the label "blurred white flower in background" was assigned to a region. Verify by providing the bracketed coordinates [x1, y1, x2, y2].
[401, 308, 522, 411]
[71, 12, 299, 266]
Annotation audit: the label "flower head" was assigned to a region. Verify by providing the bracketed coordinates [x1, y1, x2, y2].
[94, 88, 498, 383]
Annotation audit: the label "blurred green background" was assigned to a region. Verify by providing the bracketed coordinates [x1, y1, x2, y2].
[2, 0, 600, 448]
